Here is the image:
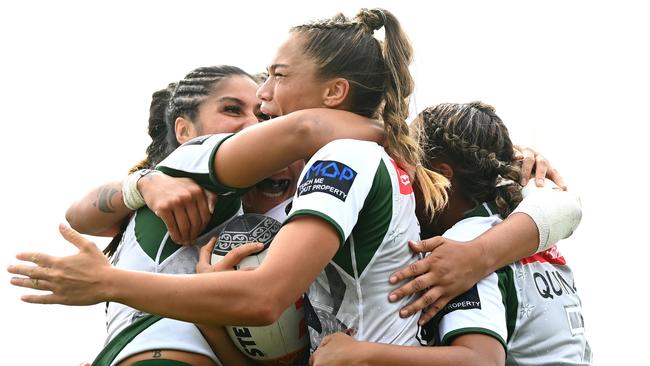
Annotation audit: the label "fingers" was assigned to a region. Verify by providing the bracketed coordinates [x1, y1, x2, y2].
[10, 277, 54, 292]
[397, 286, 443, 320]
[534, 154, 549, 187]
[8, 264, 53, 281]
[205, 190, 217, 215]
[19, 293, 62, 304]
[418, 296, 451, 325]
[214, 242, 264, 271]
[58, 224, 94, 251]
[389, 256, 429, 285]
[157, 208, 182, 244]
[173, 207, 192, 245]
[519, 149, 535, 186]
[547, 168, 567, 190]
[408, 237, 445, 253]
[198, 237, 218, 265]
[389, 271, 435, 302]
[15, 251, 55, 267]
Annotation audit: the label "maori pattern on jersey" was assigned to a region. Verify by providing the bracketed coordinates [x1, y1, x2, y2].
[213, 214, 282, 256]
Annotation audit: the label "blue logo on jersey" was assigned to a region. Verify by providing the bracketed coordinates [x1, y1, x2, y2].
[298, 160, 357, 201]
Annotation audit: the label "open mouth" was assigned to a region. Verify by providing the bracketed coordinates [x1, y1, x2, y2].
[255, 178, 291, 198]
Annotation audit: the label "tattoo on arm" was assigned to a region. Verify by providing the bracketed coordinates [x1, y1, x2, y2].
[93, 184, 119, 213]
[152, 350, 162, 358]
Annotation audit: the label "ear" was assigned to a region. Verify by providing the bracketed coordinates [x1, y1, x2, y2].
[322, 78, 350, 108]
[429, 161, 454, 179]
[175, 116, 196, 144]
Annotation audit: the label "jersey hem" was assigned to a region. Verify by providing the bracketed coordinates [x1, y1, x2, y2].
[441, 327, 507, 351]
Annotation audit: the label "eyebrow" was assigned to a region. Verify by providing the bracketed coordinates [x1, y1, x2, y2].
[217, 97, 245, 105]
[267, 64, 289, 73]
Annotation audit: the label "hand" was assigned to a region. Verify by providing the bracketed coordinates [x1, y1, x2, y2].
[309, 332, 363, 366]
[514, 145, 566, 190]
[388, 237, 485, 325]
[196, 238, 264, 274]
[8, 224, 111, 305]
[138, 173, 217, 245]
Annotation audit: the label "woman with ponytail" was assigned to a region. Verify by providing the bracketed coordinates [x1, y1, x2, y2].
[12, 8, 443, 353]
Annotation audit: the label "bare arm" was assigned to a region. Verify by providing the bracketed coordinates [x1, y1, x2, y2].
[65, 181, 129, 236]
[214, 108, 383, 188]
[310, 332, 504, 366]
[390, 182, 581, 323]
[10, 217, 339, 326]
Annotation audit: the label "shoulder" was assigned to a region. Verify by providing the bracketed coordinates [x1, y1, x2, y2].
[443, 214, 502, 242]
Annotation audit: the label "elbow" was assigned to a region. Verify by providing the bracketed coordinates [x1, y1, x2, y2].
[65, 204, 84, 232]
[248, 292, 285, 326]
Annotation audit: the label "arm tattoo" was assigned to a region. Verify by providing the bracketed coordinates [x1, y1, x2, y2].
[93, 184, 120, 213]
[152, 350, 162, 358]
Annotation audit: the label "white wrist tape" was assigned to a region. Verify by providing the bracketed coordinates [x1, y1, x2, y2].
[511, 179, 582, 253]
[122, 169, 158, 210]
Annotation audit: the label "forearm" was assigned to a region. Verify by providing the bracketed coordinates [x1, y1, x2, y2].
[473, 212, 540, 277]
[65, 181, 131, 236]
[350, 343, 498, 366]
[197, 325, 253, 366]
[107, 268, 279, 326]
[215, 108, 382, 188]
[475, 181, 582, 276]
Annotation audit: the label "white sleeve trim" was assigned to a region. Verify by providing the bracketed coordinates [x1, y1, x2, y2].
[511, 179, 582, 253]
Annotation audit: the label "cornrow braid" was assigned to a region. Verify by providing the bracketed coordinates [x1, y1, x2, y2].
[413, 101, 523, 217]
[291, 8, 448, 214]
[165, 65, 253, 153]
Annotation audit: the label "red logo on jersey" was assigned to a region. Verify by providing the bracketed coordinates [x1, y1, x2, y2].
[390, 159, 413, 195]
[521, 245, 567, 265]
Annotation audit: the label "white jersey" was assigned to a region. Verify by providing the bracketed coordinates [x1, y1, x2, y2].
[287, 139, 423, 350]
[99, 134, 244, 366]
[422, 202, 592, 365]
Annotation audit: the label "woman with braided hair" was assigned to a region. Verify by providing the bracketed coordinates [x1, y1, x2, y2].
[309, 102, 590, 366]
[63, 63, 383, 366]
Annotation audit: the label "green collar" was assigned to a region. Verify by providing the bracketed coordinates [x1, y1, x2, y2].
[462, 202, 498, 219]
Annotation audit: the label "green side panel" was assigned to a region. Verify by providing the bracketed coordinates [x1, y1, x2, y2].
[497, 266, 518, 342]
[92, 314, 162, 366]
[135, 197, 242, 263]
[134, 208, 169, 260]
[346, 159, 393, 275]
[441, 326, 507, 351]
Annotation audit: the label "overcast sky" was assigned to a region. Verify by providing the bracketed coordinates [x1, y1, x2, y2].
[1, 1, 648, 364]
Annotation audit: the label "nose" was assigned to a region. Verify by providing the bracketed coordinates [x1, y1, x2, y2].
[256, 78, 272, 102]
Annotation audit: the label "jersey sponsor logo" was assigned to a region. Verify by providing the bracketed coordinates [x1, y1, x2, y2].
[533, 269, 577, 299]
[298, 160, 357, 201]
[439, 284, 481, 317]
[389, 159, 413, 195]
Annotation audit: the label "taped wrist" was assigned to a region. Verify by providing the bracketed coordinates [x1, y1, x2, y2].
[122, 169, 160, 210]
[511, 179, 582, 253]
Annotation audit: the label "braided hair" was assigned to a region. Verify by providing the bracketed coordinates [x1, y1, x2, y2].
[104, 65, 254, 257]
[164, 65, 254, 155]
[291, 8, 448, 215]
[413, 101, 523, 217]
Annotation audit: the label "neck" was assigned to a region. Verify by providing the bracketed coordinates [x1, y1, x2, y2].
[419, 184, 475, 237]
